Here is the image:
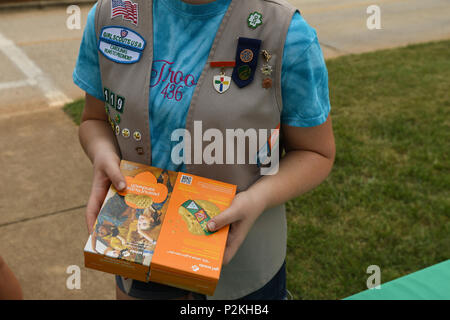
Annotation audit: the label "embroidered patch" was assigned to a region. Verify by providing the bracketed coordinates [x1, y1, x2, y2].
[103, 87, 126, 113]
[111, 0, 139, 26]
[232, 37, 261, 88]
[240, 49, 254, 63]
[238, 65, 251, 81]
[247, 11, 263, 29]
[98, 26, 146, 64]
[116, 95, 125, 113]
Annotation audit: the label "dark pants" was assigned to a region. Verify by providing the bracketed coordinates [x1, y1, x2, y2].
[116, 261, 287, 300]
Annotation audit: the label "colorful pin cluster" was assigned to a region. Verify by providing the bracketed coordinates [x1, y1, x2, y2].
[104, 87, 143, 150]
[210, 11, 274, 93]
[260, 50, 273, 89]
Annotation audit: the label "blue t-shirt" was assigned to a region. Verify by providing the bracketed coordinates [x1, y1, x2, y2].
[73, 0, 330, 172]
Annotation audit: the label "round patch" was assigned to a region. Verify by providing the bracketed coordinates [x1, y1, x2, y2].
[122, 128, 130, 138]
[240, 49, 254, 63]
[238, 65, 252, 81]
[133, 131, 142, 141]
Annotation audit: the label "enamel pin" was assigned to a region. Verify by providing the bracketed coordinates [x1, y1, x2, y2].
[261, 49, 273, 89]
[247, 11, 263, 29]
[210, 61, 236, 94]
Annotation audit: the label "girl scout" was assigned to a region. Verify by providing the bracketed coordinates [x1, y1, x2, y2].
[74, 0, 335, 300]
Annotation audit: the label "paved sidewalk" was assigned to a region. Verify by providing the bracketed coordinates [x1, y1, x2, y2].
[0, 0, 449, 300]
[0, 109, 115, 299]
[292, 0, 450, 58]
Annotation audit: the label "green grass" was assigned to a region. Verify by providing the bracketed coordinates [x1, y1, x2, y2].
[285, 40, 450, 299]
[63, 98, 84, 125]
[65, 40, 450, 299]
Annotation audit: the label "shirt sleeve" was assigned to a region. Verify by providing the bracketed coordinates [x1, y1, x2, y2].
[72, 3, 104, 101]
[280, 12, 331, 127]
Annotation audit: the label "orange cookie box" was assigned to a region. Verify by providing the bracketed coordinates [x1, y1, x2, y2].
[84, 160, 236, 296]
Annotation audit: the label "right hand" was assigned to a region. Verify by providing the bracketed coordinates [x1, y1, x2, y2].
[85, 151, 126, 234]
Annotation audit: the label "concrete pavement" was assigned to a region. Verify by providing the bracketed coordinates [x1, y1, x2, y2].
[293, 0, 450, 58]
[0, 0, 449, 300]
[0, 108, 115, 299]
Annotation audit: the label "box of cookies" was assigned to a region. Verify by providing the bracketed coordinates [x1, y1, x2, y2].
[84, 160, 236, 295]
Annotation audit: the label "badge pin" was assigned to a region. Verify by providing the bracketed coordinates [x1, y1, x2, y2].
[247, 11, 263, 29]
[261, 64, 273, 76]
[115, 114, 121, 124]
[136, 147, 144, 155]
[210, 61, 236, 94]
[115, 125, 120, 136]
[122, 128, 130, 138]
[133, 131, 142, 141]
[262, 78, 273, 89]
[213, 74, 232, 94]
[261, 49, 273, 89]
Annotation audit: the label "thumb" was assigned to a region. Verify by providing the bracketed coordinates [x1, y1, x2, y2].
[103, 161, 127, 191]
[207, 206, 240, 232]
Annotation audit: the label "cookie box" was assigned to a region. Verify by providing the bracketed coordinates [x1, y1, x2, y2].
[84, 160, 236, 296]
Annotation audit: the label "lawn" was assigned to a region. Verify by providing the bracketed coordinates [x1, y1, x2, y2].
[64, 40, 450, 299]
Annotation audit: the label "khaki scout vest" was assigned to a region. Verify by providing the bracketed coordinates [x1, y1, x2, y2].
[95, 0, 297, 300]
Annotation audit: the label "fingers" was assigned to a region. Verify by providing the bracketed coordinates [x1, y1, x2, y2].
[103, 161, 126, 191]
[207, 205, 242, 232]
[85, 180, 108, 234]
[85, 157, 126, 234]
[85, 159, 125, 234]
[222, 224, 245, 266]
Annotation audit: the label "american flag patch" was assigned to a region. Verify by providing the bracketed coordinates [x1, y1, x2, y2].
[111, 0, 138, 25]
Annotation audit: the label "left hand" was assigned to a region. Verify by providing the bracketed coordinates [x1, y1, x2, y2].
[207, 190, 266, 266]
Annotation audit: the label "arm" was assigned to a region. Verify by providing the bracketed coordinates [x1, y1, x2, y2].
[250, 117, 335, 209]
[208, 116, 335, 265]
[0, 256, 23, 300]
[79, 93, 127, 234]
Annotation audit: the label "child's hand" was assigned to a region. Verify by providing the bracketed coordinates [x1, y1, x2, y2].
[85, 151, 126, 234]
[206, 191, 266, 266]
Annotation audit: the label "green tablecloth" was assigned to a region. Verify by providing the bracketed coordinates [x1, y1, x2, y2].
[345, 260, 450, 300]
